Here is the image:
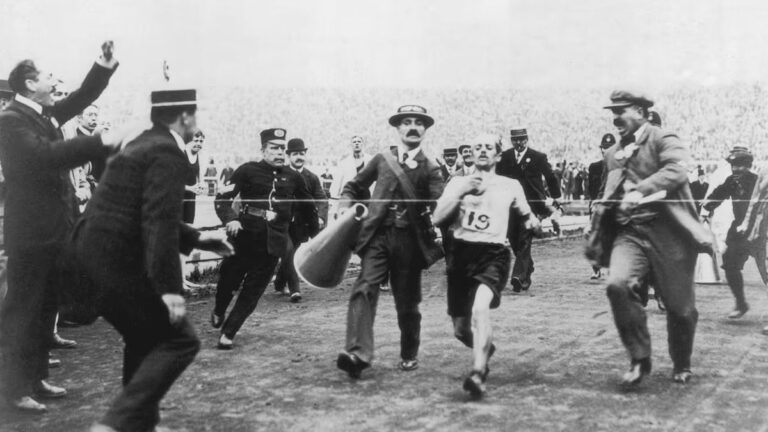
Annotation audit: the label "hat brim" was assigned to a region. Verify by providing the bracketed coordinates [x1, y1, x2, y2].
[603, 102, 635, 109]
[388, 113, 434, 128]
[286, 146, 308, 153]
[264, 139, 287, 145]
[726, 154, 753, 164]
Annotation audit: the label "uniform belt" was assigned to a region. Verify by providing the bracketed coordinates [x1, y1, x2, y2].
[242, 207, 268, 218]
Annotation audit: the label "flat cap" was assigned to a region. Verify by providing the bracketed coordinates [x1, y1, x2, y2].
[260, 128, 287, 145]
[603, 90, 654, 109]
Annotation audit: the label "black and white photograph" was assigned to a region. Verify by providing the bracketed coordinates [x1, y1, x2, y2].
[1, 0, 768, 430]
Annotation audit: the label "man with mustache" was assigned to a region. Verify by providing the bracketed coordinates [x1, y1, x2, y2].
[0, 41, 123, 413]
[434, 133, 538, 397]
[454, 144, 476, 177]
[336, 105, 443, 378]
[439, 147, 459, 181]
[703, 147, 757, 320]
[274, 137, 327, 302]
[211, 128, 317, 349]
[496, 128, 561, 292]
[599, 90, 709, 386]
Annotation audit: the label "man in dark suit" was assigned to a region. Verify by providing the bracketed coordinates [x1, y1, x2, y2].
[600, 90, 710, 386]
[689, 167, 709, 215]
[703, 147, 757, 320]
[211, 128, 317, 349]
[453, 144, 475, 177]
[439, 147, 459, 181]
[586, 133, 616, 279]
[0, 41, 122, 413]
[274, 138, 327, 302]
[336, 105, 444, 378]
[74, 89, 232, 431]
[496, 128, 561, 292]
[0, 79, 12, 110]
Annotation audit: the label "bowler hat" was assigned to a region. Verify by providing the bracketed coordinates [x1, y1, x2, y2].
[388, 105, 434, 128]
[260, 128, 287, 145]
[725, 146, 753, 166]
[603, 90, 654, 109]
[600, 133, 616, 149]
[286, 138, 307, 153]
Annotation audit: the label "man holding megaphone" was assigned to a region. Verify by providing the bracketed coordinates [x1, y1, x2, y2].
[336, 105, 444, 379]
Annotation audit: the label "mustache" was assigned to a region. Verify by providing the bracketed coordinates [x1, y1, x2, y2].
[613, 118, 625, 127]
[406, 130, 421, 137]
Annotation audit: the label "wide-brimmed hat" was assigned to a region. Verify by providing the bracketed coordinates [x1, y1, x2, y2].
[603, 90, 654, 109]
[510, 128, 528, 139]
[725, 146, 753, 166]
[286, 138, 307, 153]
[388, 105, 434, 128]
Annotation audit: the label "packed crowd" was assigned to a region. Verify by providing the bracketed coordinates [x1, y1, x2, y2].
[84, 84, 768, 175]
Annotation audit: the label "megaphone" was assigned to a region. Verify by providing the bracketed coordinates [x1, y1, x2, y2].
[294, 203, 369, 288]
[694, 252, 722, 284]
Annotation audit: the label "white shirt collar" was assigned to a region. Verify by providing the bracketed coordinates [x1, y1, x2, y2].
[291, 165, 304, 174]
[14, 94, 43, 115]
[399, 145, 420, 163]
[464, 164, 476, 175]
[169, 129, 186, 154]
[633, 123, 648, 143]
[77, 125, 93, 136]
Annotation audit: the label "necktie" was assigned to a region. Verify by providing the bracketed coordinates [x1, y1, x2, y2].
[402, 153, 409, 164]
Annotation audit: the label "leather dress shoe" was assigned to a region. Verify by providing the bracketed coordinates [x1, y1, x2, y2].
[463, 370, 485, 398]
[9, 396, 47, 413]
[398, 358, 419, 371]
[210, 311, 223, 329]
[672, 369, 693, 384]
[727, 305, 749, 319]
[52, 333, 77, 349]
[336, 352, 369, 379]
[34, 380, 67, 399]
[217, 334, 234, 350]
[290, 292, 302, 303]
[621, 357, 652, 386]
[510, 277, 523, 293]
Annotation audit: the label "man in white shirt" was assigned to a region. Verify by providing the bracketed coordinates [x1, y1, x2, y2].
[329, 135, 372, 219]
[434, 133, 539, 398]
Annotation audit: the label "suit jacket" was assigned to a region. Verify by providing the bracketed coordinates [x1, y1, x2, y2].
[496, 147, 561, 216]
[0, 62, 116, 254]
[689, 180, 709, 214]
[290, 167, 328, 241]
[601, 125, 712, 252]
[340, 149, 444, 260]
[74, 125, 200, 296]
[587, 160, 605, 200]
[76, 126, 108, 182]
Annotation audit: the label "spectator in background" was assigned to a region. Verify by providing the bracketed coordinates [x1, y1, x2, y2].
[689, 166, 709, 215]
[648, 110, 662, 127]
[203, 157, 218, 195]
[438, 147, 459, 181]
[454, 144, 476, 177]
[320, 167, 334, 198]
[274, 138, 327, 302]
[183, 130, 205, 224]
[75, 104, 109, 183]
[587, 133, 616, 280]
[219, 157, 234, 186]
[329, 135, 372, 220]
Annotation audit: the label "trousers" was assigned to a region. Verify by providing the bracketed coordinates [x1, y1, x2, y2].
[722, 226, 752, 309]
[0, 247, 59, 399]
[507, 210, 534, 289]
[214, 231, 280, 339]
[345, 225, 423, 364]
[606, 222, 698, 371]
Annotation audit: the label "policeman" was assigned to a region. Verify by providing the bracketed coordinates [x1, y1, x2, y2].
[211, 128, 317, 349]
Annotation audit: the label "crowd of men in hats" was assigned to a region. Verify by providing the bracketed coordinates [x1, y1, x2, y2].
[1, 40, 768, 431]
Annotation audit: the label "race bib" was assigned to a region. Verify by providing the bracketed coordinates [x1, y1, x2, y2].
[461, 208, 492, 232]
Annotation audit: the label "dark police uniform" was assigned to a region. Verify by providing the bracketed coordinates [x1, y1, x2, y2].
[703, 151, 757, 314]
[213, 128, 316, 342]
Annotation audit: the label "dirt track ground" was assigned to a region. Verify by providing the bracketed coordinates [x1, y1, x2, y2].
[3, 237, 768, 431]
